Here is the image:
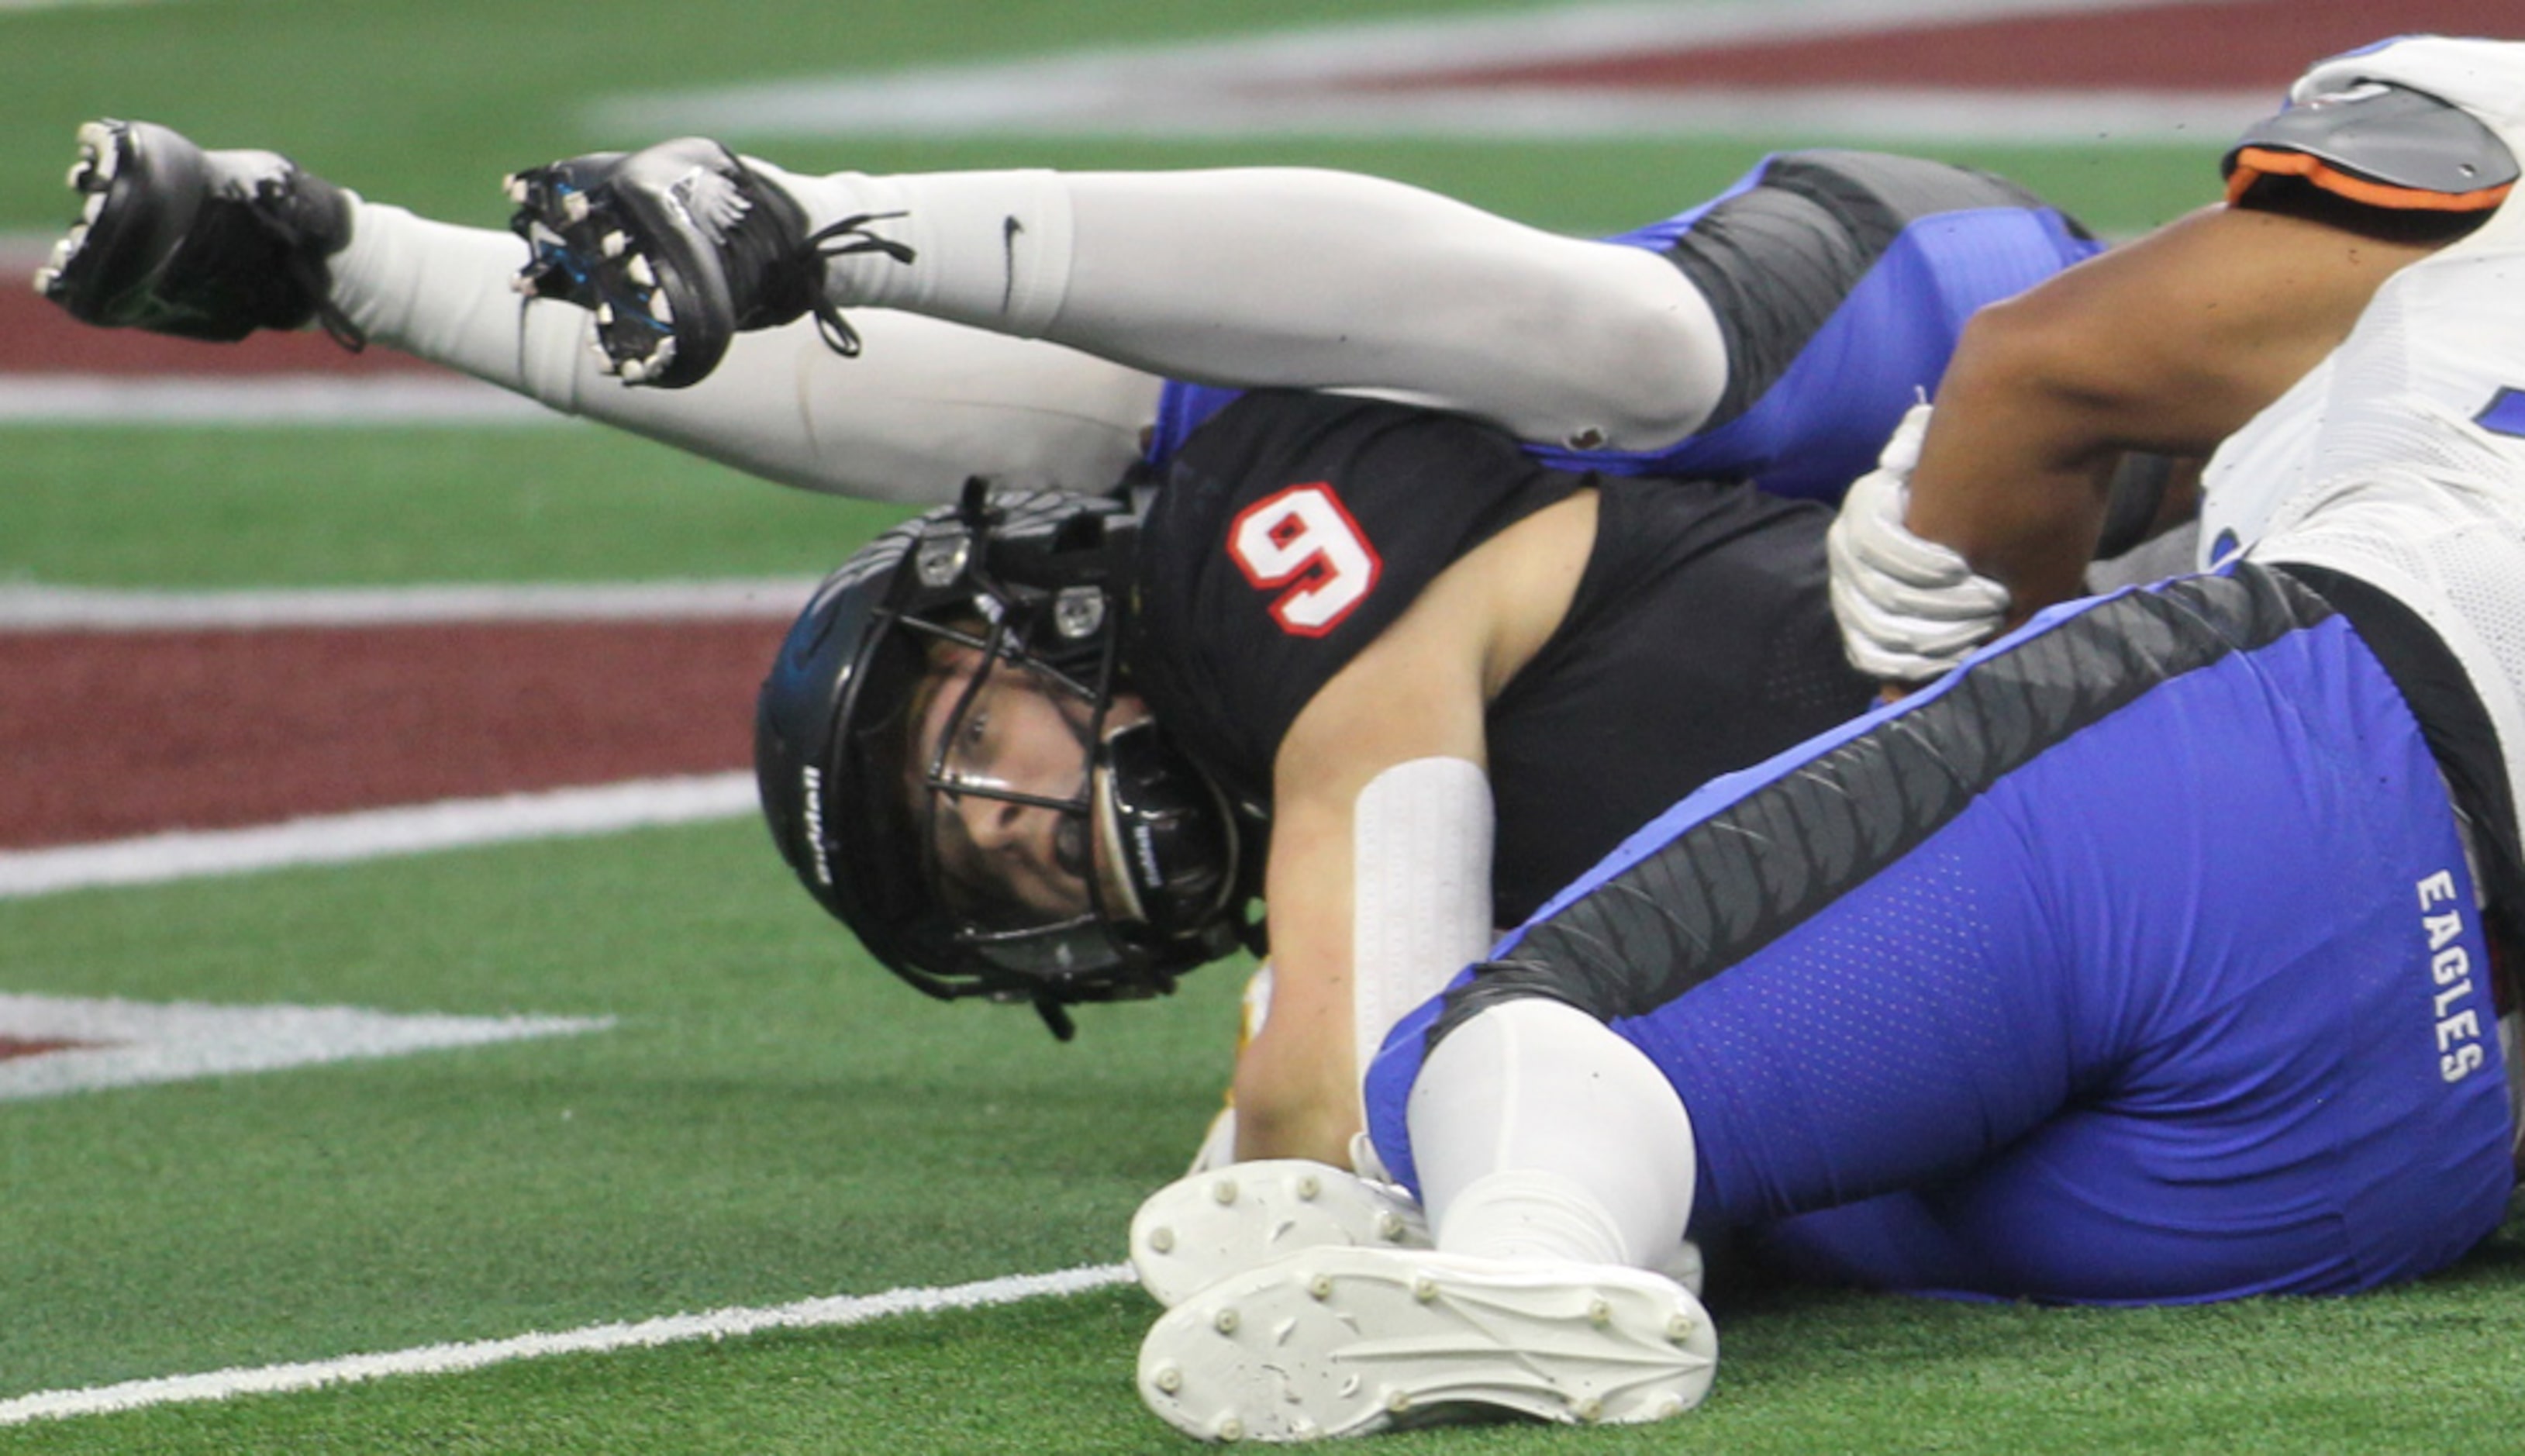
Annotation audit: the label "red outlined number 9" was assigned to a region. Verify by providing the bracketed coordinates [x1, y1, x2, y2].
[1228, 482, 1382, 637]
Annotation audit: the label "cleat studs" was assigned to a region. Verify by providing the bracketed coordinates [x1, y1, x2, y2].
[83, 191, 105, 223]
[1574, 1396, 1605, 1423]
[1651, 1395, 1687, 1420]
[49, 237, 75, 271]
[1413, 1276, 1438, 1302]
[1308, 1274, 1334, 1301]
[64, 222, 88, 252]
[1212, 1307, 1240, 1335]
[33, 265, 60, 297]
[66, 160, 91, 191]
[503, 174, 530, 205]
[626, 254, 657, 288]
[1211, 1178, 1238, 1206]
[1588, 1298, 1613, 1328]
[600, 229, 628, 258]
[595, 302, 615, 326]
[510, 271, 540, 296]
[1385, 1389, 1413, 1415]
[1215, 1414, 1244, 1442]
[1376, 1212, 1407, 1241]
[619, 356, 650, 385]
[648, 291, 674, 326]
[1150, 1363, 1182, 1395]
[1295, 1174, 1319, 1200]
[1666, 1311, 1699, 1342]
[649, 336, 676, 368]
[1146, 1226, 1175, 1254]
[562, 192, 591, 223]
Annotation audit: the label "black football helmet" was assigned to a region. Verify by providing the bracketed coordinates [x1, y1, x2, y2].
[756, 481, 1249, 1039]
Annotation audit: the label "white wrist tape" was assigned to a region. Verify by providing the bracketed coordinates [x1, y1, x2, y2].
[1826, 402, 2011, 682]
[1351, 757, 1495, 1078]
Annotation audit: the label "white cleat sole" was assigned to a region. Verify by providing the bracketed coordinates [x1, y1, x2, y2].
[1138, 1247, 1716, 1443]
[1130, 1161, 1430, 1309]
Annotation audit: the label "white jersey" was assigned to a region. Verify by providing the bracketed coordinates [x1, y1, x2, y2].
[2202, 36, 2525, 838]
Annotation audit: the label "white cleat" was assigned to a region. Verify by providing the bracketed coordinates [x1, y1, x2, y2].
[1138, 1247, 1717, 1442]
[1130, 1160, 1430, 1309]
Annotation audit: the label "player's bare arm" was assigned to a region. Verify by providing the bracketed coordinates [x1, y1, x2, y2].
[1904, 203, 2440, 624]
[1232, 492, 1599, 1164]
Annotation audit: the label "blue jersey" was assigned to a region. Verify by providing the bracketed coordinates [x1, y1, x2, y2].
[1365, 564, 2514, 1303]
[1145, 150, 2100, 505]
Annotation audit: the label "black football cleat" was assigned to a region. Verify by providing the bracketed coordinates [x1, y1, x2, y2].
[502, 137, 912, 388]
[35, 119, 360, 347]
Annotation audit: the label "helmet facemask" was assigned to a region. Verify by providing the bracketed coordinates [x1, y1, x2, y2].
[761, 484, 1246, 1039]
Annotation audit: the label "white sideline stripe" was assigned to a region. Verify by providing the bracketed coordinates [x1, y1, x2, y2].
[0, 995, 614, 1102]
[0, 374, 561, 426]
[0, 775, 760, 899]
[0, 578, 818, 630]
[603, 0, 2272, 144]
[0, 0, 170, 12]
[0, 1263, 1137, 1426]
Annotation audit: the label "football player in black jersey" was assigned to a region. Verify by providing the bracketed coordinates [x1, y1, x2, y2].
[39, 129, 2118, 1178]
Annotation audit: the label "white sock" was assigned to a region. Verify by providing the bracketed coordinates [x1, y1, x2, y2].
[326, 199, 1157, 505]
[751, 163, 1076, 336]
[1406, 996, 1696, 1268]
[749, 163, 1726, 453]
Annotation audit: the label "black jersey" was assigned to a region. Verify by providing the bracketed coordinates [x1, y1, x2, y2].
[1129, 390, 1872, 925]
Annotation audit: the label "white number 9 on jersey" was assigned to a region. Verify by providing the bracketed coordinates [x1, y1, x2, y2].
[1227, 482, 1382, 637]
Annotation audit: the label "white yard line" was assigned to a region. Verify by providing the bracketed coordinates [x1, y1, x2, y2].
[0, 578, 817, 630]
[0, 374, 561, 426]
[0, 775, 763, 900]
[597, 0, 2270, 143]
[0, 1263, 1137, 1426]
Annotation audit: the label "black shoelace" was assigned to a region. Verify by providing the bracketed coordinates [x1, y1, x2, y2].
[800, 211, 916, 358]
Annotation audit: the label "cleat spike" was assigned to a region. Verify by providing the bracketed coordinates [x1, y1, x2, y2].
[1211, 1178, 1238, 1206]
[67, 160, 91, 191]
[619, 356, 650, 384]
[648, 336, 677, 369]
[1212, 1307, 1240, 1334]
[504, 174, 531, 205]
[648, 291, 674, 326]
[33, 265, 60, 296]
[626, 254, 656, 288]
[595, 302, 615, 326]
[510, 271, 541, 296]
[1145, 1226, 1175, 1254]
[562, 191, 591, 223]
[1151, 1364, 1183, 1395]
[601, 229, 628, 258]
[84, 191, 107, 223]
[50, 237, 75, 271]
[1295, 1174, 1320, 1200]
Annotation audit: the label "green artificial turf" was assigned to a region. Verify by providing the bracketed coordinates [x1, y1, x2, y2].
[0, 819, 1247, 1398]
[0, 426, 907, 588]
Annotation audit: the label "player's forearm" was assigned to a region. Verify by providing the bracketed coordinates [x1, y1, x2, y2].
[1902, 305, 2124, 623]
[753, 162, 1727, 453]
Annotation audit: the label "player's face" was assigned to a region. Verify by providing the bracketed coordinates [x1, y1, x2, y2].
[911, 645, 1147, 924]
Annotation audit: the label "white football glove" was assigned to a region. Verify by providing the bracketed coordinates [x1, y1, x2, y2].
[1826, 402, 2011, 684]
